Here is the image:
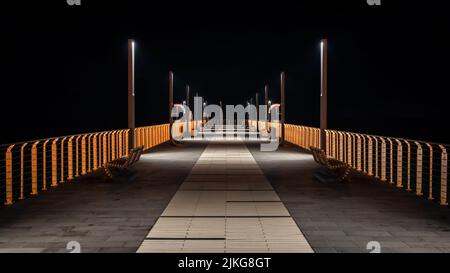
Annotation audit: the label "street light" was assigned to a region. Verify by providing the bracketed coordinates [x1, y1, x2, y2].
[128, 39, 135, 149]
[320, 39, 328, 152]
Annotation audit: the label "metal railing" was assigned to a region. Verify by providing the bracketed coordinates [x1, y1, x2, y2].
[285, 124, 449, 206]
[0, 124, 170, 206]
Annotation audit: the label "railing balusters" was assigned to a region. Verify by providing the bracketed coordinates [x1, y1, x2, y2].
[415, 141, 423, 196]
[31, 141, 39, 195]
[395, 139, 403, 188]
[380, 137, 387, 182]
[42, 140, 50, 191]
[387, 138, 394, 185]
[60, 137, 67, 183]
[5, 145, 15, 205]
[68, 136, 74, 180]
[426, 143, 434, 200]
[20, 143, 28, 200]
[439, 145, 448, 206]
[281, 124, 447, 208]
[51, 138, 59, 187]
[404, 140, 411, 191]
[368, 136, 373, 176]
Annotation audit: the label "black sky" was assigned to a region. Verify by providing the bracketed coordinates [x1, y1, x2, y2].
[0, 0, 449, 144]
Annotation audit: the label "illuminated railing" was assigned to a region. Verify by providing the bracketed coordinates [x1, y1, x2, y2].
[0, 124, 170, 206]
[285, 124, 449, 206]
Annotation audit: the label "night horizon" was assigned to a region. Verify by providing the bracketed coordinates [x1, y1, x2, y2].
[1, 0, 449, 144]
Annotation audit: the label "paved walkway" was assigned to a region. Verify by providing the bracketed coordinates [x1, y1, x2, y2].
[137, 140, 313, 253]
[0, 143, 205, 253]
[1, 140, 450, 253]
[249, 143, 450, 253]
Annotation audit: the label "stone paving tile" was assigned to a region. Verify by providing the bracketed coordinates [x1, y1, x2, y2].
[0, 143, 205, 253]
[249, 142, 450, 253]
[138, 142, 313, 253]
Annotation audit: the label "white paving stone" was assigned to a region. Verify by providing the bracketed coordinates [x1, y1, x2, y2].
[137, 141, 313, 253]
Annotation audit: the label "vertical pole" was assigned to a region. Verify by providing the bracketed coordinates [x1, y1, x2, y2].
[128, 39, 135, 150]
[186, 84, 190, 137]
[280, 72, 286, 145]
[320, 39, 328, 153]
[169, 71, 174, 145]
[265, 84, 269, 132]
[186, 84, 190, 109]
[256, 92, 259, 135]
[264, 84, 269, 109]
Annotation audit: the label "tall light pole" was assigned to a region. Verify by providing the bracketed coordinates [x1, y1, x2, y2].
[186, 84, 190, 109]
[186, 84, 191, 137]
[280, 72, 286, 145]
[265, 85, 269, 131]
[169, 71, 174, 145]
[320, 39, 328, 152]
[256, 92, 259, 134]
[128, 39, 135, 150]
[264, 84, 269, 111]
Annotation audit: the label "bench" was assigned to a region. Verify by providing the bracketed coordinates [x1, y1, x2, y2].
[104, 146, 144, 179]
[310, 147, 351, 182]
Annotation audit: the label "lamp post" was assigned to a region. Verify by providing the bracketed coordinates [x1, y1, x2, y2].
[265, 84, 269, 120]
[186, 85, 190, 109]
[256, 92, 259, 134]
[185, 84, 191, 137]
[280, 72, 286, 145]
[128, 39, 135, 150]
[320, 39, 328, 153]
[169, 71, 174, 145]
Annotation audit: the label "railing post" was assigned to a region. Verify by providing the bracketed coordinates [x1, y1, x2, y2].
[346, 133, 352, 166]
[387, 138, 394, 184]
[42, 140, 50, 191]
[103, 133, 107, 166]
[426, 143, 434, 200]
[374, 137, 379, 178]
[88, 134, 93, 172]
[93, 134, 98, 170]
[30, 141, 39, 195]
[415, 142, 423, 196]
[125, 130, 129, 156]
[20, 143, 28, 200]
[362, 136, 367, 173]
[81, 135, 87, 175]
[395, 139, 403, 188]
[118, 131, 122, 158]
[5, 145, 15, 205]
[31, 141, 40, 195]
[68, 136, 74, 180]
[60, 137, 67, 183]
[75, 135, 82, 177]
[111, 131, 116, 160]
[51, 138, 59, 187]
[356, 135, 362, 171]
[439, 145, 448, 206]
[405, 140, 411, 191]
[380, 137, 387, 182]
[368, 136, 373, 176]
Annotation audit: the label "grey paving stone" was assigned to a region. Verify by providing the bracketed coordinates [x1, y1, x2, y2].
[0, 142, 205, 253]
[249, 142, 450, 254]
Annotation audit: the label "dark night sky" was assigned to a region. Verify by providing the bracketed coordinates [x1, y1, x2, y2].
[0, 0, 449, 144]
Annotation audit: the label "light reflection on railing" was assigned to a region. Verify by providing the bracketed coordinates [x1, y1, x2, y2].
[285, 124, 449, 206]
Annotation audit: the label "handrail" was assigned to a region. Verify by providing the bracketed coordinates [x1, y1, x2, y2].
[285, 124, 449, 206]
[0, 124, 170, 206]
